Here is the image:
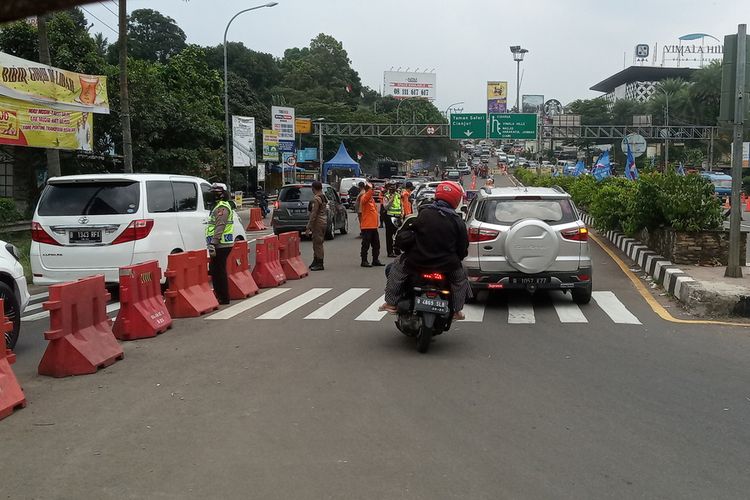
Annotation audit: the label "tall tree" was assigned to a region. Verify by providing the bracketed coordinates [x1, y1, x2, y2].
[124, 9, 186, 63]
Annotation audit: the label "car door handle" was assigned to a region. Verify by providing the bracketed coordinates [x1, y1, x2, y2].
[483, 246, 493, 250]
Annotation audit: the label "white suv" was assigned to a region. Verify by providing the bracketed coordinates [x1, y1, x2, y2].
[31, 174, 246, 286]
[463, 186, 592, 304]
[0, 241, 30, 349]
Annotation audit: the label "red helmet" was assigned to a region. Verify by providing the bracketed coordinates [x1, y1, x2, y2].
[435, 181, 463, 209]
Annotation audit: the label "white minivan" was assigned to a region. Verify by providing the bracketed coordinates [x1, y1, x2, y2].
[30, 174, 246, 286]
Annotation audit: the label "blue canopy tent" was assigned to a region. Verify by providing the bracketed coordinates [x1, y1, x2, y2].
[322, 142, 361, 182]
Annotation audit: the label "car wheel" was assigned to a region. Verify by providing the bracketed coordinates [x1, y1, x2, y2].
[340, 215, 349, 235]
[0, 281, 20, 350]
[572, 282, 592, 305]
[325, 222, 335, 240]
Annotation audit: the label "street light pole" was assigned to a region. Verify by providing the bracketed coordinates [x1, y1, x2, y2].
[396, 98, 407, 123]
[223, 2, 278, 187]
[659, 87, 670, 170]
[444, 101, 464, 121]
[510, 45, 528, 113]
[314, 118, 325, 181]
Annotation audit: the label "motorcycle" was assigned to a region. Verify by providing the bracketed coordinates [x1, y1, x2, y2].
[393, 270, 454, 353]
[255, 190, 269, 217]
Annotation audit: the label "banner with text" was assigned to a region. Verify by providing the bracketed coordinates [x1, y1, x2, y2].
[232, 115, 256, 167]
[262, 129, 279, 162]
[0, 51, 109, 114]
[383, 71, 436, 100]
[487, 81, 507, 113]
[0, 95, 93, 150]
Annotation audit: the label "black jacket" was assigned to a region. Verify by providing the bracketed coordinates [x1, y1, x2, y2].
[405, 205, 468, 272]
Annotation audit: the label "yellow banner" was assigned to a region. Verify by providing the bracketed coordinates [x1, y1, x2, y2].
[295, 117, 312, 134]
[487, 81, 507, 99]
[0, 51, 109, 114]
[0, 95, 93, 151]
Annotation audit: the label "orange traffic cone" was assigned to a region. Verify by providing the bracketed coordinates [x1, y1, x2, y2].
[723, 197, 731, 210]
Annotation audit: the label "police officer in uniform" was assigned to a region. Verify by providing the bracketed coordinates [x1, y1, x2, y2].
[206, 183, 235, 304]
[383, 182, 403, 257]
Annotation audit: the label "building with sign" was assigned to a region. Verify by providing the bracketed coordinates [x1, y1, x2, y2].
[590, 65, 694, 104]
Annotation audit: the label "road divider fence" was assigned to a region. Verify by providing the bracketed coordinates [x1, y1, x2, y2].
[278, 232, 309, 280]
[0, 301, 26, 420]
[228, 239, 259, 299]
[114, 260, 173, 340]
[252, 235, 287, 288]
[165, 250, 220, 317]
[246, 207, 267, 231]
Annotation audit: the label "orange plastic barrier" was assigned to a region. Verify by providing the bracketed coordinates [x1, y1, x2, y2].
[278, 231, 309, 280]
[165, 250, 219, 317]
[38, 275, 124, 378]
[227, 240, 259, 299]
[113, 260, 172, 340]
[252, 235, 287, 288]
[246, 207, 267, 231]
[0, 300, 26, 420]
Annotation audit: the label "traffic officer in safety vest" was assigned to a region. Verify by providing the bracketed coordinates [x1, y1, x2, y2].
[383, 182, 403, 258]
[206, 183, 235, 304]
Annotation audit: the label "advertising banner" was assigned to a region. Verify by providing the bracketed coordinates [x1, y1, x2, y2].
[522, 95, 544, 115]
[0, 51, 109, 114]
[294, 117, 312, 134]
[383, 71, 436, 100]
[262, 129, 279, 162]
[231, 115, 256, 167]
[486, 81, 507, 113]
[0, 94, 92, 150]
[271, 105, 295, 141]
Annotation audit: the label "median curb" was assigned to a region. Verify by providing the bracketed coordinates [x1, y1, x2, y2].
[580, 213, 750, 318]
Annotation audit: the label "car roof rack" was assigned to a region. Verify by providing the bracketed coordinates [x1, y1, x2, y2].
[551, 185, 566, 194]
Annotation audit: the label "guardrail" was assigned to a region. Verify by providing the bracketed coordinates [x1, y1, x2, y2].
[0, 221, 31, 234]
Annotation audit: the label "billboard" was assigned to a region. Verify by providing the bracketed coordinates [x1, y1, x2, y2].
[262, 129, 279, 162]
[522, 94, 544, 114]
[383, 71, 436, 100]
[294, 117, 312, 134]
[231, 115, 255, 167]
[271, 105, 295, 142]
[487, 81, 507, 113]
[0, 52, 109, 114]
[0, 95, 93, 150]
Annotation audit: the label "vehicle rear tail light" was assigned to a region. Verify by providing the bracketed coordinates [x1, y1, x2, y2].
[31, 222, 61, 246]
[422, 272, 445, 281]
[274, 200, 280, 210]
[425, 291, 438, 298]
[111, 219, 154, 245]
[561, 227, 589, 241]
[468, 227, 500, 242]
[577, 273, 591, 282]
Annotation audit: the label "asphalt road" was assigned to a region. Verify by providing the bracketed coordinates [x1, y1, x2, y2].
[4, 173, 750, 499]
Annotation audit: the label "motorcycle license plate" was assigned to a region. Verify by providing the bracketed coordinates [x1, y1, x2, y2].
[414, 296, 449, 314]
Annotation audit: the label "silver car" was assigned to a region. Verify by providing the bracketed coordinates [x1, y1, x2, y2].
[463, 186, 592, 304]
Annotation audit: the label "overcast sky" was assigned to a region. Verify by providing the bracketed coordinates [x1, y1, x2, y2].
[82, 0, 750, 113]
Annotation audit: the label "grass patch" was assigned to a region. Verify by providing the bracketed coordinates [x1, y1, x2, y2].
[0, 231, 31, 283]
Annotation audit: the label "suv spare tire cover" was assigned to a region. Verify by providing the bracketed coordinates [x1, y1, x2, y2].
[504, 219, 560, 274]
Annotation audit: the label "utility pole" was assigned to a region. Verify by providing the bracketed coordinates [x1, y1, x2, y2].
[119, 0, 133, 173]
[725, 24, 747, 278]
[37, 14, 61, 178]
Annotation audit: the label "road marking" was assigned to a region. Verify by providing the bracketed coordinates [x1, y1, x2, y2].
[29, 291, 49, 301]
[507, 299, 535, 324]
[256, 288, 331, 319]
[589, 233, 750, 327]
[22, 301, 120, 323]
[591, 291, 641, 325]
[550, 292, 588, 323]
[206, 288, 290, 320]
[462, 303, 485, 322]
[355, 294, 388, 322]
[304, 288, 369, 319]
[24, 301, 45, 312]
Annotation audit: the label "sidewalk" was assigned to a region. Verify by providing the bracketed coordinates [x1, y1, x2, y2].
[681, 265, 750, 317]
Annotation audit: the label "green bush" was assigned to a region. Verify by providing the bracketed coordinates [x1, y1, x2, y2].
[589, 178, 637, 232]
[657, 173, 722, 232]
[0, 198, 22, 224]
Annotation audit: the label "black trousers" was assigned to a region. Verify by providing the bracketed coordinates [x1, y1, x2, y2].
[210, 245, 232, 304]
[383, 215, 398, 256]
[361, 228, 381, 262]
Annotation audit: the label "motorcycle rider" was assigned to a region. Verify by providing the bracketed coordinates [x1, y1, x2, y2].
[254, 186, 269, 217]
[379, 181, 470, 320]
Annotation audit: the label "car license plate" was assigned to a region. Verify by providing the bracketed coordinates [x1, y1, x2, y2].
[69, 230, 102, 243]
[291, 209, 307, 214]
[510, 277, 549, 285]
[414, 296, 449, 314]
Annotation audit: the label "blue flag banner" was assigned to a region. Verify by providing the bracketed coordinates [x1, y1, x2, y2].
[573, 160, 585, 177]
[624, 138, 639, 180]
[592, 151, 611, 182]
[677, 162, 686, 176]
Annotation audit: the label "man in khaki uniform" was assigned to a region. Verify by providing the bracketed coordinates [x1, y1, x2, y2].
[304, 181, 327, 271]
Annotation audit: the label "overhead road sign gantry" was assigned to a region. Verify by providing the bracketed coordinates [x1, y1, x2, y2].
[489, 113, 537, 140]
[450, 113, 487, 140]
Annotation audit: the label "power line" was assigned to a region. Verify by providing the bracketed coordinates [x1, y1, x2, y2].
[99, 1, 118, 17]
[80, 6, 118, 35]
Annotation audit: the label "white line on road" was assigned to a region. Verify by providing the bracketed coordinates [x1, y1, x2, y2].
[206, 288, 290, 320]
[462, 303, 485, 322]
[22, 301, 120, 323]
[355, 294, 388, 322]
[256, 288, 331, 320]
[592, 291, 641, 325]
[550, 292, 588, 323]
[507, 299, 535, 324]
[29, 291, 49, 302]
[304, 288, 369, 320]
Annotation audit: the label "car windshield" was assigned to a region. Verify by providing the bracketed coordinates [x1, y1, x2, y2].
[37, 181, 141, 216]
[279, 186, 314, 202]
[479, 198, 577, 225]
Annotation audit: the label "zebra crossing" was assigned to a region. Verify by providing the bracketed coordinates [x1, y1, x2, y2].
[19, 286, 644, 326]
[204, 287, 643, 325]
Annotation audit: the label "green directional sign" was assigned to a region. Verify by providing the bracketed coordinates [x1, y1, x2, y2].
[489, 113, 538, 140]
[450, 113, 487, 140]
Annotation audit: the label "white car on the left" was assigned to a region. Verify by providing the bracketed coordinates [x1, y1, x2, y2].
[0, 240, 30, 349]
